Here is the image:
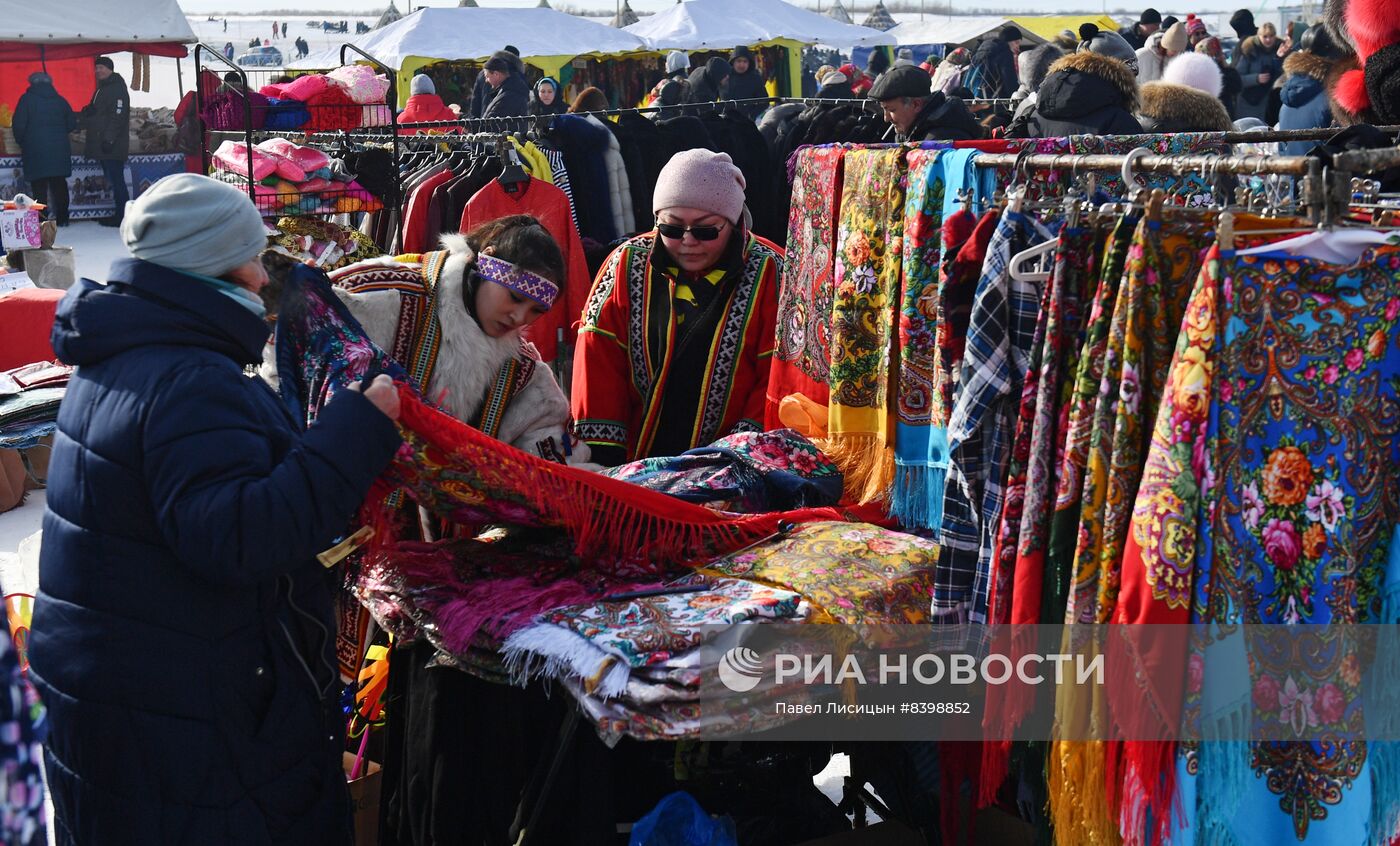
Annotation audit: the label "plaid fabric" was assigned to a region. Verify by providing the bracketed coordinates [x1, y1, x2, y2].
[937, 211, 1054, 623]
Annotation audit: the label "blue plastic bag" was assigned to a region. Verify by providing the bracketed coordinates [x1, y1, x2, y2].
[629, 791, 737, 846]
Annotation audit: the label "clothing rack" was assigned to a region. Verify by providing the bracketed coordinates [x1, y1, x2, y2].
[192, 43, 256, 183]
[194, 41, 405, 246]
[971, 147, 1400, 225]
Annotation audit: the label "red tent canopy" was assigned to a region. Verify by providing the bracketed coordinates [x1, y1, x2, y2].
[0, 43, 188, 124]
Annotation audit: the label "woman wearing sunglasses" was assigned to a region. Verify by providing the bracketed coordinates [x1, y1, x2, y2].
[572, 149, 783, 466]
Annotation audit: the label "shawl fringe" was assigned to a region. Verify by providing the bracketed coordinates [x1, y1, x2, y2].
[890, 463, 945, 529]
[1195, 739, 1248, 845]
[1369, 741, 1400, 846]
[503, 623, 631, 699]
[374, 388, 888, 566]
[1048, 740, 1119, 846]
[821, 434, 895, 506]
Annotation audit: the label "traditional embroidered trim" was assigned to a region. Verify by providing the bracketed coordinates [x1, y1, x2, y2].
[576, 419, 627, 447]
[696, 238, 774, 445]
[626, 240, 652, 398]
[476, 253, 559, 307]
[332, 262, 429, 367]
[475, 356, 526, 438]
[404, 250, 448, 392]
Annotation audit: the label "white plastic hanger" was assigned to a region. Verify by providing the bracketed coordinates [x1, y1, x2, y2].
[1236, 229, 1393, 263]
[1009, 237, 1057, 283]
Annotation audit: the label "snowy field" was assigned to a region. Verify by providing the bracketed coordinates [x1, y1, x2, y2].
[128, 14, 380, 113]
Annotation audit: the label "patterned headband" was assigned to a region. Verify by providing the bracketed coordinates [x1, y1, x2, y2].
[475, 253, 558, 308]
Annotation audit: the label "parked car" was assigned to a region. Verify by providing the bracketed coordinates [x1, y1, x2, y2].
[236, 46, 283, 67]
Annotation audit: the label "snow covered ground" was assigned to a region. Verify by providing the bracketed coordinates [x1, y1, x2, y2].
[128, 15, 380, 114]
[53, 221, 133, 285]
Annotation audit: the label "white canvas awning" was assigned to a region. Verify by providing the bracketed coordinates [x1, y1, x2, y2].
[886, 16, 1031, 49]
[625, 0, 895, 50]
[0, 0, 195, 45]
[291, 6, 650, 70]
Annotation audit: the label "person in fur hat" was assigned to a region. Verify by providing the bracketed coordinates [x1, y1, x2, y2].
[1138, 53, 1234, 131]
[324, 216, 589, 465]
[1319, 0, 1400, 126]
[1277, 25, 1342, 153]
[1009, 29, 1143, 137]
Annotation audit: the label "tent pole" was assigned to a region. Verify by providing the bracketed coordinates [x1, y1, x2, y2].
[177, 56, 184, 95]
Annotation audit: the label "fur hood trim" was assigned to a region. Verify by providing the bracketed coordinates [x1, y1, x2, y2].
[1238, 35, 1264, 58]
[1047, 50, 1139, 110]
[1138, 81, 1233, 131]
[1284, 49, 1336, 82]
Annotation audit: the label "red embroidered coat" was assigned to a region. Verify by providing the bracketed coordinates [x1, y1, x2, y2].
[572, 231, 783, 461]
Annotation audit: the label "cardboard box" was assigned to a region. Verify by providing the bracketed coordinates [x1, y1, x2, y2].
[343, 753, 382, 846]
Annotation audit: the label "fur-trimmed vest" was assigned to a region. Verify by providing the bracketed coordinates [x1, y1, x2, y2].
[327, 235, 589, 464]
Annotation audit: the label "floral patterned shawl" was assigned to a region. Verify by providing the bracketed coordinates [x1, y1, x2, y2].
[827, 148, 908, 505]
[1117, 245, 1400, 845]
[768, 146, 845, 428]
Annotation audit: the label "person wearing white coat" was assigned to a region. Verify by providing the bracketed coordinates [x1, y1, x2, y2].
[1135, 22, 1187, 83]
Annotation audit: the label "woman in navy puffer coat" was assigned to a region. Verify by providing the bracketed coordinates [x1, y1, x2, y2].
[28, 174, 402, 845]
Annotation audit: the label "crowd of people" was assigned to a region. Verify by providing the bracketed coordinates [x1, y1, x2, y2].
[390, 8, 1338, 149]
[4, 8, 1369, 845]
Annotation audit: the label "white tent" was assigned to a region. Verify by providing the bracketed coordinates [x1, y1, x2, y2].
[827, 1, 853, 25]
[289, 7, 650, 71]
[376, 2, 403, 30]
[0, 0, 195, 46]
[612, 1, 641, 29]
[886, 16, 1031, 49]
[860, 2, 897, 32]
[625, 0, 895, 50]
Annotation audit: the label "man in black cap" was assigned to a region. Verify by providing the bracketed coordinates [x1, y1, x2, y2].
[471, 45, 526, 118]
[81, 56, 130, 227]
[868, 65, 983, 141]
[481, 50, 530, 118]
[969, 24, 1022, 100]
[1121, 8, 1162, 49]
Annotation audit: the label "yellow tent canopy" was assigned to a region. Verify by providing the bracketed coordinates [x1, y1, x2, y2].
[1008, 15, 1121, 43]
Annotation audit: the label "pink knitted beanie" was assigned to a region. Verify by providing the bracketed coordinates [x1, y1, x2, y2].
[652, 149, 747, 224]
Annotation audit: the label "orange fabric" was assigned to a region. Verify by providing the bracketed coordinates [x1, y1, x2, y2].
[0, 287, 63, 370]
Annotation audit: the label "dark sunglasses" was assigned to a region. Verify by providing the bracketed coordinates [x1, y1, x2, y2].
[656, 220, 726, 241]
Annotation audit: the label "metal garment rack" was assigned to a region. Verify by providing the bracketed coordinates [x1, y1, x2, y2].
[195, 42, 404, 245]
[392, 94, 1017, 133]
[970, 147, 1400, 225]
[192, 43, 255, 199]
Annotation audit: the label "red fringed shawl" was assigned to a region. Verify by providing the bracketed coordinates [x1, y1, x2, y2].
[371, 386, 888, 566]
